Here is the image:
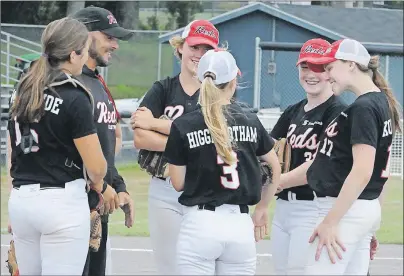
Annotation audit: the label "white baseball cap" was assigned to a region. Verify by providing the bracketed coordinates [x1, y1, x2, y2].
[197, 49, 241, 85]
[307, 38, 371, 73]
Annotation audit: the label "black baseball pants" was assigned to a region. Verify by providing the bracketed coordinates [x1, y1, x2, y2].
[82, 221, 108, 276]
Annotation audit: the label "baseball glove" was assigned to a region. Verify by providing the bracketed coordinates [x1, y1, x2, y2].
[273, 138, 291, 173]
[137, 114, 170, 178]
[259, 138, 291, 186]
[6, 239, 19, 276]
[88, 188, 103, 252]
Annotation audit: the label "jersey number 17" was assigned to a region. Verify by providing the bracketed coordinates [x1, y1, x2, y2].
[217, 151, 240, 189]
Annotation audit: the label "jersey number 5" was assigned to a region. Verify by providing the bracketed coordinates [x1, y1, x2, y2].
[217, 152, 240, 189]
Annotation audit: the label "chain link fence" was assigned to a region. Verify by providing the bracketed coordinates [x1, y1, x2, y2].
[254, 39, 403, 178]
[104, 30, 173, 99]
[254, 40, 403, 110]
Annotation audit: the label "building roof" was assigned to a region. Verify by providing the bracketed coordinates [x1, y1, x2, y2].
[277, 4, 403, 45]
[159, 2, 403, 46]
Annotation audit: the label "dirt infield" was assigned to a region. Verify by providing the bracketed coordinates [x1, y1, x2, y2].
[1, 235, 402, 275]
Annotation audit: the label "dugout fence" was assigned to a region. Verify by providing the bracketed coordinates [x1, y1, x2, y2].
[253, 38, 403, 179]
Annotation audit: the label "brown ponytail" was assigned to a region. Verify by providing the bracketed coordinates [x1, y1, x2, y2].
[10, 17, 89, 123]
[199, 73, 236, 165]
[357, 55, 402, 133]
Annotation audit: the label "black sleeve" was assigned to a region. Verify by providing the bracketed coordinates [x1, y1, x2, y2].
[256, 116, 275, 156]
[67, 90, 97, 139]
[270, 105, 295, 139]
[350, 105, 379, 148]
[138, 81, 165, 118]
[164, 121, 187, 166]
[111, 166, 128, 194]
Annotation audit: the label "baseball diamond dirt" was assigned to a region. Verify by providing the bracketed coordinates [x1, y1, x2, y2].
[1, 235, 402, 275]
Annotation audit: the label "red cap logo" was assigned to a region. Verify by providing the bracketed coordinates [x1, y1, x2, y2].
[182, 20, 219, 49]
[296, 38, 331, 66]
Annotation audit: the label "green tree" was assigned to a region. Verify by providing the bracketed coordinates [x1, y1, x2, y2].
[165, 1, 204, 29]
[1, 1, 67, 24]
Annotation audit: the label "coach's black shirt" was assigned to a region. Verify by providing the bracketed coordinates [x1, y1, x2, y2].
[307, 92, 394, 200]
[8, 73, 97, 187]
[78, 65, 126, 193]
[164, 103, 275, 207]
[271, 95, 346, 199]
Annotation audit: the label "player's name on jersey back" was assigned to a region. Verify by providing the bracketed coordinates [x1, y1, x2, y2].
[187, 125, 258, 149]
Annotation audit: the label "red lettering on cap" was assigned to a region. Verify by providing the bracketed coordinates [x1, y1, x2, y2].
[303, 45, 326, 55]
[194, 26, 217, 39]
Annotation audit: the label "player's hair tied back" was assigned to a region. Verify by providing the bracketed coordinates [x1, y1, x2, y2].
[199, 72, 236, 165]
[10, 17, 89, 124]
[358, 55, 402, 133]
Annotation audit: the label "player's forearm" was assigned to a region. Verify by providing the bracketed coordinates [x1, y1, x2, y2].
[115, 123, 123, 156]
[281, 160, 312, 189]
[134, 128, 168, 152]
[323, 168, 370, 226]
[150, 118, 172, 135]
[257, 181, 278, 209]
[115, 136, 122, 156]
[168, 164, 186, 192]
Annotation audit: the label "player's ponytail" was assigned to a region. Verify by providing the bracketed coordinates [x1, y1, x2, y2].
[11, 56, 49, 123]
[367, 56, 402, 133]
[10, 17, 89, 124]
[199, 74, 236, 165]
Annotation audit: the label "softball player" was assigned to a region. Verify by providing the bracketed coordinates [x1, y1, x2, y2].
[130, 20, 221, 275]
[164, 49, 281, 275]
[270, 38, 347, 275]
[7, 17, 107, 275]
[283, 38, 401, 275]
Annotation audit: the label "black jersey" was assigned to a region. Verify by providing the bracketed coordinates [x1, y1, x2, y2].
[78, 66, 126, 194]
[8, 74, 97, 188]
[164, 103, 275, 207]
[271, 95, 347, 199]
[307, 92, 394, 200]
[139, 74, 200, 121]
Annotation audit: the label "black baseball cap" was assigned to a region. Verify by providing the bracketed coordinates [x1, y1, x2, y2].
[71, 6, 133, 41]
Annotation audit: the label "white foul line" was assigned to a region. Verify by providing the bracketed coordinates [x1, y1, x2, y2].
[2, 244, 402, 260]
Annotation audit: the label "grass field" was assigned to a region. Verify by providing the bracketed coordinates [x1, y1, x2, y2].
[1, 163, 403, 244]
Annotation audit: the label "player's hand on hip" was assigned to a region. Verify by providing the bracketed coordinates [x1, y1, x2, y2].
[118, 192, 134, 228]
[309, 220, 346, 264]
[101, 184, 120, 215]
[370, 234, 379, 260]
[251, 205, 269, 242]
[131, 107, 154, 130]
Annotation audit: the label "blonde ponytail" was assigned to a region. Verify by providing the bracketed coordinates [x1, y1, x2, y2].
[199, 75, 236, 165]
